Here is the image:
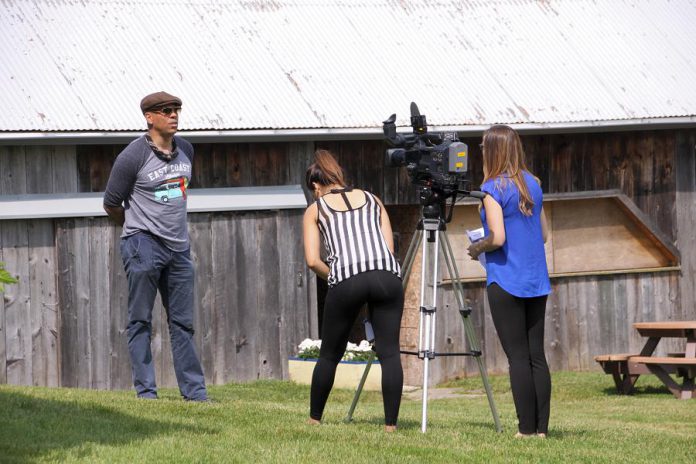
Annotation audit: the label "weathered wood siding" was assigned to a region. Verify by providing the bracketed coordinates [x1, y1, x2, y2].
[0, 142, 318, 389]
[409, 129, 695, 383]
[1, 211, 313, 389]
[1, 129, 695, 387]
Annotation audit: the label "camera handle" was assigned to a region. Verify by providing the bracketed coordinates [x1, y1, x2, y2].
[344, 210, 502, 434]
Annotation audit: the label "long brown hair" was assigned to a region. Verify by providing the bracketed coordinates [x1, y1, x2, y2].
[305, 149, 346, 191]
[481, 125, 537, 216]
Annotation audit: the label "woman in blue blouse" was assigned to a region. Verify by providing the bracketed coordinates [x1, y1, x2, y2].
[468, 125, 551, 438]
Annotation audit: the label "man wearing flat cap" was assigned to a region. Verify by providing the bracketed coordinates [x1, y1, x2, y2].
[103, 91, 208, 401]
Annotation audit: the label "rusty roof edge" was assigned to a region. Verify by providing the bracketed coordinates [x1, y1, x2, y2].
[1, 116, 695, 145]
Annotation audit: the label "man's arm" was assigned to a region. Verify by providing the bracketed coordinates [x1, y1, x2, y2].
[103, 144, 140, 226]
[103, 205, 125, 226]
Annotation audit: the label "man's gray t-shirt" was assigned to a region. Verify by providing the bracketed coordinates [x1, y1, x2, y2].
[103, 135, 194, 252]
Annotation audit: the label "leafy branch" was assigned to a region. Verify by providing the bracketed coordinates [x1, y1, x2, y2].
[0, 262, 19, 293]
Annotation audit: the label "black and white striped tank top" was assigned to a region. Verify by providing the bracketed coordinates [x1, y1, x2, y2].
[317, 190, 401, 287]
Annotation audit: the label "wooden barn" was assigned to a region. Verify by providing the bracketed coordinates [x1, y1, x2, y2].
[1, 0, 695, 390]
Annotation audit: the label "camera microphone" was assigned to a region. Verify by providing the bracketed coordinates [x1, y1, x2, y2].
[410, 102, 427, 134]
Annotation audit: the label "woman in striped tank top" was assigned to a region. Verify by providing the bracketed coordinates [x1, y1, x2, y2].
[303, 149, 404, 432]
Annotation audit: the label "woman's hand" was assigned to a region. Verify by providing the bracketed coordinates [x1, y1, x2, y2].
[467, 234, 494, 260]
[467, 241, 482, 260]
[467, 195, 506, 260]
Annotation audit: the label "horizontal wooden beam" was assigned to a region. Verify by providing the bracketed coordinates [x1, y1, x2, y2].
[0, 185, 308, 220]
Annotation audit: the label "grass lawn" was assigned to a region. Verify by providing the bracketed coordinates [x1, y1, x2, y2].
[1, 371, 694, 463]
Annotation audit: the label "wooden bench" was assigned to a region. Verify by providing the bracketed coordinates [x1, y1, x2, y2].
[630, 356, 696, 399]
[594, 354, 640, 394]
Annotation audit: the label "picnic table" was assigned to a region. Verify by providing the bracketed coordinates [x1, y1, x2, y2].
[594, 321, 696, 399]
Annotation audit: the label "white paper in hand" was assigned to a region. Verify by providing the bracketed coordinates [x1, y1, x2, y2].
[466, 227, 487, 268]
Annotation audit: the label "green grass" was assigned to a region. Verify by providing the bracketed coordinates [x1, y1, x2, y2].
[1, 372, 694, 463]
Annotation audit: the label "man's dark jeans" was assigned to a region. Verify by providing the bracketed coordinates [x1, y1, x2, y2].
[120, 232, 207, 400]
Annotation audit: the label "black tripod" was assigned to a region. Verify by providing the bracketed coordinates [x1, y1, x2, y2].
[345, 191, 502, 433]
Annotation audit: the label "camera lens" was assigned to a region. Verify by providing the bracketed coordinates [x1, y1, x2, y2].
[386, 148, 407, 167]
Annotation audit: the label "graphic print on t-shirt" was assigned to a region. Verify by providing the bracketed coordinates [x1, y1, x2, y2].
[154, 177, 188, 203]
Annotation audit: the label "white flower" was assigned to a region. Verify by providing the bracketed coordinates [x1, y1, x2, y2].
[298, 338, 320, 351]
[357, 340, 372, 351]
[297, 338, 373, 360]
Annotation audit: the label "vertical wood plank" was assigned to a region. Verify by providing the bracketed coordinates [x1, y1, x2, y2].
[109, 225, 131, 390]
[574, 277, 591, 370]
[482, 285, 507, 374]
[236, 212, 260, 380]
[211, 213, 237, 383]
[549, 135, 572, 193]
[612, 275, 629, 356]
[27, 220, 59, 386]
[75, 145, 94, 193]
[189, 214, 214, 384]
[190, 143, 212, 188]
[74, 219, 92, 388]
[56, 219, 78, 387]
[89, 218, 111, 389]
[651, 131, 676, 241]
[90, 146, 119, 192]
[1, 221, 31, 385]
[546, 279, 567, 371]
[560, 278, 581, 371]
[52, 145, 79, 193]
[250, 143, 284, 186]
[584, 278, 601, 365]
[625, 274, 641, 354]
[24, 146, 54, 194]
[676, 131, 696, 320]
[153, 292, 173, 387]
[0, 146, 27, 195]
[400, 242, 422, 386]
[597, 277, 616, 354]
[0, 222, 5, 383]
[361, 141, 385, 197]
[276, 210, 312, 379]
[287, 142, 314, 202]
[462, 284, 487, 377]
[224, 143, 251, 188]
[256, 213, 281, 379]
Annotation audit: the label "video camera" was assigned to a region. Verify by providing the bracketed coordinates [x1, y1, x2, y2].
[383, 102, 469, 200]
[382, 102, 469, 218]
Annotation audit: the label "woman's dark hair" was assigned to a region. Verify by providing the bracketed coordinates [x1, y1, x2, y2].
[305, 149, 346, 191]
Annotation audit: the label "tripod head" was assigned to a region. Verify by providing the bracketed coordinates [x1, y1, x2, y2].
[417, 184, 487, 227]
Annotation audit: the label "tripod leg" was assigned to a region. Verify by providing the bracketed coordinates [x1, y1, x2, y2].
[344, 350, 376, 422]
[439, 232, 503, 433]
[420, 228, 440, 433]
[345, 230, 422, 422]
[400, 229, 423, 291]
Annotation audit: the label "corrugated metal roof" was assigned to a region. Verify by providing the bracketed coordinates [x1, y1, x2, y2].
[1, 0, 695, 133]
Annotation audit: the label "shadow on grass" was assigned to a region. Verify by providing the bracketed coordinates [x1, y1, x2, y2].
[0, 390, 212, 463]
[600, 385, 671, 396]
[349, 417, 506, 434]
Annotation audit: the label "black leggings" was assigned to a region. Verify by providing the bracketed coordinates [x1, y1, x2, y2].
[487, 283, 551, 434]
[310, 270, 404, 426]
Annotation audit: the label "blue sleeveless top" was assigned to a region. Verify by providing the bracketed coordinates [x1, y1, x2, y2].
[480, 171, 551, 298]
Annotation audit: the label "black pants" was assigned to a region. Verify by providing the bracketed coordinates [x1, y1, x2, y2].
[310, 270, 404, 425]
[487, 283, 551, 434]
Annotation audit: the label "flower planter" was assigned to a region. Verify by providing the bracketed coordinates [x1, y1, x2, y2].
[288, 357, 382, 391]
